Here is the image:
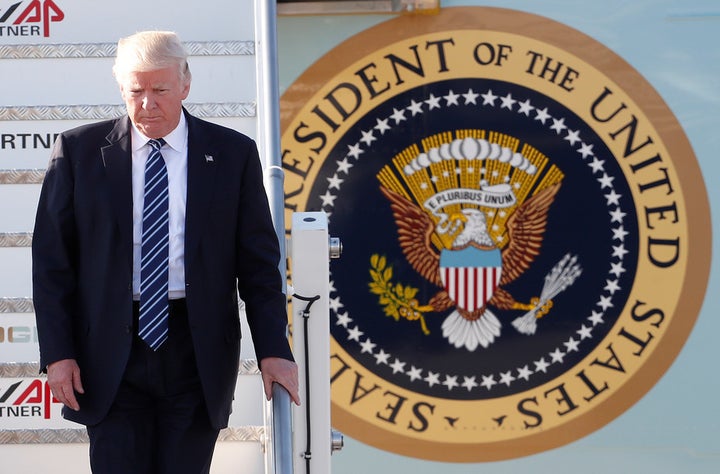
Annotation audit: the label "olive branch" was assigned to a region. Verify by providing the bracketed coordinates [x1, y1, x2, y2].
[368, 254, 433, 335]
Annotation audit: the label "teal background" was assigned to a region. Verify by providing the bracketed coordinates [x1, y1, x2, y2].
[277, 1, 719, 472]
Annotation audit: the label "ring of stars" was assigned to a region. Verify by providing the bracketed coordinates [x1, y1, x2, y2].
[321, 85, 633, 394]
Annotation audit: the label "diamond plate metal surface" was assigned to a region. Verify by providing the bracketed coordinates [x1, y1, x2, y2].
[0, 169, 45, 184]
[0, 426, 263, 445]
[0, 297, 34, 313]
[0, 360, 258, 376]
[0, 102, 255, 122]
[0, 362, 40, 377]
[0, 232, 32, 247]
[0, 41, 253, 60]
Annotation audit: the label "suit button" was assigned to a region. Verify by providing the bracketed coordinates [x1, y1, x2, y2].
[125, 325, 132, 334]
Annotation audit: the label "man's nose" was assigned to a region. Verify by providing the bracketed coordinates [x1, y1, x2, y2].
[142, 95, 156, 109]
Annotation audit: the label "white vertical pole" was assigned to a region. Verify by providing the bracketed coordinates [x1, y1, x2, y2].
[255, 1, 294, 473]
[290, 212, 333, 474]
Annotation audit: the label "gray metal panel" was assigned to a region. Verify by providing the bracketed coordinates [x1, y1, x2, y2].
[0, 426, 263, 445]
[0, 41, 254, 60]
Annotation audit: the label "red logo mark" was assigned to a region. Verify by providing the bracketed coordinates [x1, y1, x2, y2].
[13, 0, 64, 37]
[12, 379, 60, 419]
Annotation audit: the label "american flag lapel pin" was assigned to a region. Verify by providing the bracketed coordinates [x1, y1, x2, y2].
[205, 154, 214, 163]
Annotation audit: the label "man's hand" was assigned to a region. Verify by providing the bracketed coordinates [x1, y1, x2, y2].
[259, 357, 300, 405]
[47, 358, 84, 411]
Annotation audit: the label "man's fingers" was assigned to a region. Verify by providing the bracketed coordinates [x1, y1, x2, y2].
[72, 370, 85, 394]
[61, 384, 80, 411]
[259, 357, 301, 406]
[47, 359, 82, 411]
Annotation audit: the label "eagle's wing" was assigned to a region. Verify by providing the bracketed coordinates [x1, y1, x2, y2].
[380, 186, 442, 286]
[499, 182, 561, 286]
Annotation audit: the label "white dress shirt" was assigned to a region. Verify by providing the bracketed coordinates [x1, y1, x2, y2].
[131, 114, 188, 300]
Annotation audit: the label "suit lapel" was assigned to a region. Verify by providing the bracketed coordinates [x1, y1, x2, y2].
[184, 112, 218, 272]
[101, 117, 133, 256]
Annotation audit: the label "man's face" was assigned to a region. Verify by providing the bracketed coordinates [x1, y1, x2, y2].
[119, 67, 190, 139]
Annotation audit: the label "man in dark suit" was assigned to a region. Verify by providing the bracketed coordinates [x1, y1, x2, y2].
[32, 30, 299, 473]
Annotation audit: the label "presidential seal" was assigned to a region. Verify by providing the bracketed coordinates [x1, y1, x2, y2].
[280, 7, 710, 462]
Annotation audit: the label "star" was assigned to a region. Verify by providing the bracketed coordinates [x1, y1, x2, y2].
[443, 375, 459, 391]
[462, 376, 479, 391]
[500, 93, 516, 110]
[597, 294, 614, 310]
[444, 89, 460, 106]
[598, 173, 615, 189]
[327, 173, 344, 190]
[534, 357, 550, 373]
[564, 337, 580, 352]
[480, 374, 497, 390]
[335, 312, 352, 327]
[463, 88, 479, 104]
[390, 107, 406, 124]
[336, 157, 353, 174]
[408, 366, 423, 382]
[577, 325, 593, 340]
[425, 371, 440, 387]
[407, 99, 424, 116]
[360, 129, 376, 146]
[374, 349, 390, 365]
[481, 89, 498, 106]
[319, 190, 337, 207]
[550, 348, 565, 363]
[609, 207, 627, 223]
[604, 278, 621, 294]
[517, 365, 533, 381]
[329, 296, 343, 312]
[588, 310, 605, 325]
[347, 325, 363, 341]
[612, 225, 629, 241]
[347, 143, 363, 159]
[425, 93, 442, 109]
[565, 129, 581, 146]
[535, 107, 551, 124]
[589, 157, 605, 173]
[550, 117, 567, 134]
[517, 98, 534, 116]
[374, 117, 391, 134]
[499, 371, 515, 386]
[578, 142, 594, 159]
[605, 190, 622, 206]
[609, 261, 626, 278]
[612, 244, 629, 259]
[360, 338, 376, 353]
[390, 358, 406, 374]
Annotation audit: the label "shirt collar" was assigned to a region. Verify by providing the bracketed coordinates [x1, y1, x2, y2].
[130, 112, 188, 153]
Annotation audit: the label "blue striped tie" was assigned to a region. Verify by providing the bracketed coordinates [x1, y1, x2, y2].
[138, 138, 169, 350]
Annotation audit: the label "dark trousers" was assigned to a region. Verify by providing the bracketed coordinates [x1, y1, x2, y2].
[87, 299, 220, 474]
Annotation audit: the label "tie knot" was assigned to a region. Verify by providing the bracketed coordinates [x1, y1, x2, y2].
[148, 138, 166, 151]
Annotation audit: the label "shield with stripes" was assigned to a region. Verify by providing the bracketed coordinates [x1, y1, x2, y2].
[439, 247, 502, 312]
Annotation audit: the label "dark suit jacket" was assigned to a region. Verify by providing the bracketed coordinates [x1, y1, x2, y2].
[32, 110, 293, 429]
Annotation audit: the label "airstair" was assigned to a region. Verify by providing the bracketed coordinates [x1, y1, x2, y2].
[0, 1, 338, 472]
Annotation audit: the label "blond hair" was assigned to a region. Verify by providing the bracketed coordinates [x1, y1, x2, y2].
[112, 30, 191, 84]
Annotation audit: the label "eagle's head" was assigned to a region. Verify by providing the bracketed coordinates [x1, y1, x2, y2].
[450, 208, 495, 248]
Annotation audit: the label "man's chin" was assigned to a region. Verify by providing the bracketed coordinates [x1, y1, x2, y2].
[136, 122, 167, 139]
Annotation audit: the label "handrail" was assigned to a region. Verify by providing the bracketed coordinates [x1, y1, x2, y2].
[270, 383, 294, 474]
